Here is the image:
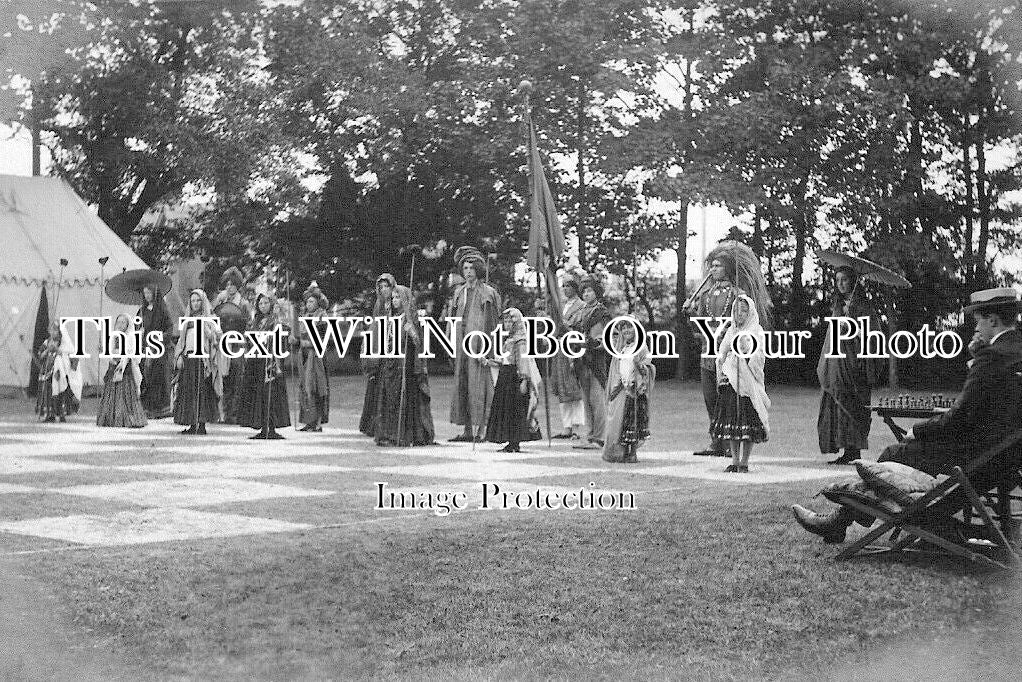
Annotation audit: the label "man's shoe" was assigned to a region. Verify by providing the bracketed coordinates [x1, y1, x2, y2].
[180, 426, 197, 435]
[827, 452, 859, 465]
[266, 431, 285, 440]
[792, 504, 848, 543]
[448, 433, 472, 442]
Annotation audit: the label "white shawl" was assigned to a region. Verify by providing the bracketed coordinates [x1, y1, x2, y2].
[716, 294, 771, 434]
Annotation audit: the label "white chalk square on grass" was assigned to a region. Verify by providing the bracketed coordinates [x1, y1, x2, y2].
[0, 482, 39, 494]
[0, 456, 94, 475]
[0, 442, 135, 459]
[117, 460, 353, 479]
[629, 463, 849, 484]
[158, 443, 353, 460]
[372, 460, 607, 482]
[0, 508, 312, 546]
[50, 477, 335, 507]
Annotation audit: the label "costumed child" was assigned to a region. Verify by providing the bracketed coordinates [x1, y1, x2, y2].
[711, 295, 770, 473]
[602, 317, 655, 463]
[35, 321, 82, 422]
[96, 313, 148, 428]
[485, 308, 543, 453]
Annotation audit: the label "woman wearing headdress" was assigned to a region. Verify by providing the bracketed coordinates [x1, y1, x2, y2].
[35, 321, 82, 422]
[295, 285, 331, 432]
[603, 317, 655, 463]
[571, 277, 612, 449]
[97, 313, 148, 428]
[711, 295, 770, 472]
[683, 240, 772, 457]
[239, 294, 291, 439]
[444, 247, 501, 442]
[361, 273, 396, 436]
[485, 308, 542, 453]
[375, 285, 436, 446]
[550, 278, 587, 440]
[816, 265, 879, 465]
[137, 285, 172, 419]
[173, 289, 225, 435]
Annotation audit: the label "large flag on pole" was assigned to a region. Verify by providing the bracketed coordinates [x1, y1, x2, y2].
[524, 113, 566, 328]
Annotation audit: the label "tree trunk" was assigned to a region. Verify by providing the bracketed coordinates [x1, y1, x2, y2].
[751, 204, 763, 258]
[675, 199, 690, 380]
[576, 80, 588, 269]
[975, 102, 990, 287]
[962, 112, 974, 285]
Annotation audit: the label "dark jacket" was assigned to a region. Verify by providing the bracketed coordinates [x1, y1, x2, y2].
[912, 328, 1022, 473]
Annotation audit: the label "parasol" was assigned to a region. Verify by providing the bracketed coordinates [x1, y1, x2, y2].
[105, 268, 174, 305]
[815, 250, 911, 289]
[214, 301, 249, 333]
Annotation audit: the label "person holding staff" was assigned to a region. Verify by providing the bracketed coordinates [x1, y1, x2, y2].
[240, 294, 291, 440]
[486, 308, 542, 453]
[361, 273, 396, 436]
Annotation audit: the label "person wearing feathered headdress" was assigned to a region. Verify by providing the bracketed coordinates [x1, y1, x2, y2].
[97, 313, 147, 428]
[603, 316, 655, 463]
[360, 273, 396, 436]
[683, 239, 772, 457]
[375, 285, 436, 446]
[549, 275, 587, 440]
[711, 295, 771, 473]
[173, 289, 225, 435]
[443, 246, 501, 442]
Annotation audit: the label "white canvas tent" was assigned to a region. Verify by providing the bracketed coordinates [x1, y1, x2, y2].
[0, 174, 149, 392]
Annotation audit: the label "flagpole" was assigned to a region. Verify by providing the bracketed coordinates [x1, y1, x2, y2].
[520, 80, 554, 449]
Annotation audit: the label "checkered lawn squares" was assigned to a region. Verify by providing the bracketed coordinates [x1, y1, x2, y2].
[117, 460, 354, 479]
[50, 477, 336, 508]
[0, 508, 312, 546]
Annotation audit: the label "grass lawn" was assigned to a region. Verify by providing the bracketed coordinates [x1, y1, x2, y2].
[2, 377, 1020, 680]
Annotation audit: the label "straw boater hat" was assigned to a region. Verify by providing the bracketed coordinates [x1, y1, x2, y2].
[220, 266, 243, 287]
[963, 287, 1022, 315]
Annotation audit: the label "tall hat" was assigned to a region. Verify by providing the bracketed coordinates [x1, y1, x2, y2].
[220, 266, 244, 287]
[454, 246, 484, 269]
[705, 239, 773, 330]
[963, 287, 1022, 315]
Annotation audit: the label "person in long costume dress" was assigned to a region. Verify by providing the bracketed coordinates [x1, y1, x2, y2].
[550, 278, 587, 440]
[683, 241, 772, 457]
[817, 266, 880, 465]
[173, 289, 225, 435]
[96, 313, 147, 428]
[137, 285, 172, 418]
[239, 294, 291, 440]
[213, 267, 250, 424]
[711, 295, 770, 473]
[35, 322, 82, 422]
[444, 247, 501, 442]
[374, 285, 436, 446]
[571, 277, 612, 449]
[485, 308, 543, 453]
[603, 317, 655, 463]
[295, 286, 331, 432]
[361, 273, 396, 436]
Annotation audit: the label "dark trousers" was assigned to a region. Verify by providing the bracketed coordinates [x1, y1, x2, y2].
[701, 367, 724, 451]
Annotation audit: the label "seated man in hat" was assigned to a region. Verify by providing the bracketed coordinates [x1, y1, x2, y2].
[793, 288, 1022, 543]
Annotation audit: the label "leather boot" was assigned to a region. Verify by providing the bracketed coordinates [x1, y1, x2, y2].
[827, 449, 860, 465]
[792, 504, 853, 543]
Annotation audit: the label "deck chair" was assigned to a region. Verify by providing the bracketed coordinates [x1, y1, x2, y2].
[832, 429, 1022, 570]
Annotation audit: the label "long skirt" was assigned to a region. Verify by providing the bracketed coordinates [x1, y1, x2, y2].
[299, 350, 330, 426]
[360, 371, 380, 436]
[240, 359, 291, 431]
[375, 360, 434, 446]
[97, 363, 147, 428]
[486, 365, 529, 445]
[233, 358, 258, 428]
[36, 378, 79, 420]
[603, 389, 650, 462]
[173, 357, 219, 425]
[139, 349, 171, 417]
[817, 389, 870, 453]
[710, 383, 767, 443]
